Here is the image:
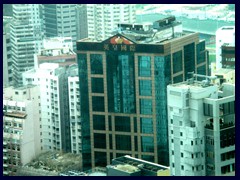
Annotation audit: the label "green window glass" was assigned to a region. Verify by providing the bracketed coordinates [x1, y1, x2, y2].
[92, 96, 105, 112]
[139, 80, 152, 96]
[115, 116, 131, 132]
[140, 118, 153, 134]
[116, 135, 131, 151]
[94, 133, 106, 149]
[93, 115, 105, 130]
[173, 51, 183, 73]
[91, 78, 104, 93]
[197, 41, 206, 64]
[90, 54, 103, 74]
[138, 56, 151, 77]
[95, 151, 106, 167]
[140, 99, 152, 115]
[141, 136, 154, 152]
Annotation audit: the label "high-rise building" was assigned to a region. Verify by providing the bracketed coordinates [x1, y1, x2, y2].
[215, 26, 235, 70]
[22, 63, 71, 152]
[10, 4, 43, 87]
[77, 4, 136, 42]
[67, 66, 82, 154]
[3, 17, 13, 87]
[167, 76, 235, 176]
[76, 4, 88, 41]
[3, 85, 41, 176]
[43, 4, 77, 50]
[77, 17, 209, 170]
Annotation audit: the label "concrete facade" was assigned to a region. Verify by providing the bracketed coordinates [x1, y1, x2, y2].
[22, 63, 71, 152]
[167, 76, 235, 176]
[78, 4, 136, 42]
[43, 4, 77, 50]
[10, 4, 43, 86]
[67, 67, 82, 154]
[3, 85, 41, 176]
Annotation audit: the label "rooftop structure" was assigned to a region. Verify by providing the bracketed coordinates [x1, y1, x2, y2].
[35, 37, 76, 68]
[108, 155, 170, 176]
[80, 16, 182, 44]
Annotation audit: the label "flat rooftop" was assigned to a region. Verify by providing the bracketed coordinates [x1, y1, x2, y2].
[111, 164, 140, 173]
[113, 155, 169, 173]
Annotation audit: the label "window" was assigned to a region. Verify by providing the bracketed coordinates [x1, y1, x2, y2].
[171, 130, 173, 134]
[139, 80, 152, 96]
[179, 121, 183, 126]
[181, 153, 184, 157]
[180, 132, 183, 136]
[91, 78, 104, 93]
[180, 141, 183, 145]
[90, 54, 103, 74]
[138, 56, 151, 77]
[181, 165, 184, 170]
[173, 51, 183, 73]
[93, 115, 105, 130]
[140, 118, 153, 133]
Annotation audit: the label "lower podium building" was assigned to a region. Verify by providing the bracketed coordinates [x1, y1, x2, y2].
[106, 155, 169, 176]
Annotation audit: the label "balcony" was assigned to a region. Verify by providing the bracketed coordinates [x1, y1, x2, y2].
[184, 157, 202, 166]
[185, 126, 198, 138]
[184, 144, 201, 152]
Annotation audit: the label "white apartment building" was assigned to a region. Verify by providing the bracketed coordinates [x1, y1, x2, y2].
[3, 85, 41, 176]
[22, 63, 71, 152]
[167, 75, 235, 176]
[79, 4, 136, 41]
[67, 65, 81, 154]
[10, 4, 43, 86]
[43, 4, 77, 50]
[42, 36, 73, 53]
[215, 26, 235, 70]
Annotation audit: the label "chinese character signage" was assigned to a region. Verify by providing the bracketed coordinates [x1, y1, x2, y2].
[77, 34, 164, 53]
